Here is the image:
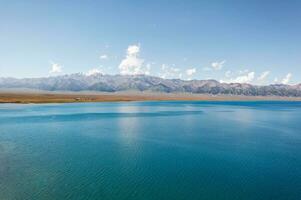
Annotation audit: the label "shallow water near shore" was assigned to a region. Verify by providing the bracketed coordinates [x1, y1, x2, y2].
[0, 101, 301, 200]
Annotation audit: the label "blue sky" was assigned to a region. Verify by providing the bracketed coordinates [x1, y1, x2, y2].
[0, 0, 300, 84]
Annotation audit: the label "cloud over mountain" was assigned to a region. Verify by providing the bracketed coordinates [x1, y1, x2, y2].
[282, 73, 292, 84]
[49, 62, 62, 74]
[211, 60, 226, 70]
[119, 45, 146, 75]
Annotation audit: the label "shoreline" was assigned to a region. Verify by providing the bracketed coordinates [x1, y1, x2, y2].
[1, 91, 301, 104]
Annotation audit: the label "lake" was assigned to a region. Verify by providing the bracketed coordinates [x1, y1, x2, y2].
[0, 101, 301, 200]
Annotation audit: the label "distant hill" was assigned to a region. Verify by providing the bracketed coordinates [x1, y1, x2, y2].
[1, 73, 301, 97]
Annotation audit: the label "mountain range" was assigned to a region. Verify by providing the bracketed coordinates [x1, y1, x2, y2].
[1, 73, 301, 97]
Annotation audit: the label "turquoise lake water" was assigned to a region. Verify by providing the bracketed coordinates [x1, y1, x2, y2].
[0, 101, 301, 200]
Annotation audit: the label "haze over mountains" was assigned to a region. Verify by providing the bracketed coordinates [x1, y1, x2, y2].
[1, 73, 301, 97]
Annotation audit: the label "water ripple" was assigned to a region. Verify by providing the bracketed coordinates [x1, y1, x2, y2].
[0, 110, 203, 124]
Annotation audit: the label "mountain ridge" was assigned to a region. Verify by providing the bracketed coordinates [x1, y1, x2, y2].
[1, 73, 301, 97]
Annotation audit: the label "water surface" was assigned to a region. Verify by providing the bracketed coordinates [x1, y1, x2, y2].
[0, 101, 301, 200]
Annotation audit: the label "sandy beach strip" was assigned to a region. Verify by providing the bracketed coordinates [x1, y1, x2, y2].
[0, 90, 301, 103]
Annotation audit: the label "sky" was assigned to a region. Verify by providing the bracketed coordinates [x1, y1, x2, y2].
[0, 0, 301, 85]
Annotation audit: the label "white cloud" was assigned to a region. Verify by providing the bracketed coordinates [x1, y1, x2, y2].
[144, 63, 151, 75]
[225, 70, 232, 78]
[178, 73, 183, 79]
[257, 71, 270, 81]
[119, 44, 149, 75]
[159, 64, 182, 79]
[233, 72, 255, 83]
[211, 60, 226, 70]
[86, 68, 102, 76]
[100, 54, 108, 60]
[238, 69, 249, 75]
[49, 62, 62, 74]
[221, 71, 255, 84]
[281, 73, 292, 84]
[127, 45, 140, 55]
[186, 68, 196, 76]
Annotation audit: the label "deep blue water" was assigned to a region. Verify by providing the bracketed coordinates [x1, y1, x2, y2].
[0, 101, 301, 200]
